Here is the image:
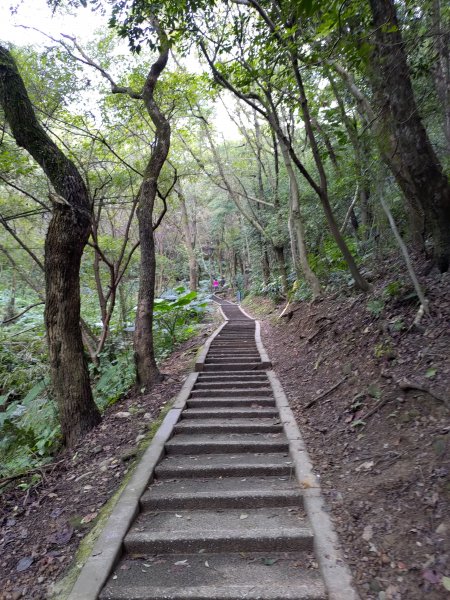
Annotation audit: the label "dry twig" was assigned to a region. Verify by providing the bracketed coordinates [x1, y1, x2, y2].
[305, 375, 349, 409]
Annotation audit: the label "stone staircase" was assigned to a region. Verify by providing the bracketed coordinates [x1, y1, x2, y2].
[98, 300, 333, 599]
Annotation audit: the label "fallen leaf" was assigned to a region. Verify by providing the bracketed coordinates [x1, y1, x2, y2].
[263, 558, 279, 566]
[174, 560, 188, 566]
[16, 556, 33, 572]
[204, 561, 210, 568]
[442, 576, 450, 591]
[81, 512, 98, 524]
[48, 524, 74, 546]
[240, 513, 249, 520]
[423, 569, 441, 584]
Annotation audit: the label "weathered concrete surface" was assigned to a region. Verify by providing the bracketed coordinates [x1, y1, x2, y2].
[69, 297, 359, 600]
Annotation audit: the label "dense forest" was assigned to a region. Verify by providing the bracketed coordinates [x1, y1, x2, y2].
[1, 0, 449, 477]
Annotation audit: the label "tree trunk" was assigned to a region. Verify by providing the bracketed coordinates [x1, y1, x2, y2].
[3, 273, 16, 323]
[273, 245, 288, 296]
[278, 137, 321, 298]
[330, 61, 426, 251]
[369, 0, 450, 271]
[134, 30, 170, 389]
[0, 45, 101, 446]
[176, 182, 198, 292]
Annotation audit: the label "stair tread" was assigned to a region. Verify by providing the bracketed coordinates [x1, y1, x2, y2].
[100, 552, 326, 600]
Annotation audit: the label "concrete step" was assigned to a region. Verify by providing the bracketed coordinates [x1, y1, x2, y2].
[203, 363, 265, 371]
[181, 407, 279, 419]
[187, 397, 276, 407]
[207, 346, 257, 351]
[194, 381, 271, 389]
[190, 388, 272, 398]
[124, 507, 313, 554]
[197, 373, 269, 381]
[155, 452, 294, 479]
[208, 348, 259, 358]
[173, 419, 283, 434]
[165, 433, 288, 455]
[210, 341, 256, 345]
[141, 476, 302, 509]
[100, 552, 326, 600]
[205, 357, 260, 364]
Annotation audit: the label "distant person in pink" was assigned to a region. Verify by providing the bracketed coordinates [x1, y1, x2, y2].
[213, 278, 219, 291]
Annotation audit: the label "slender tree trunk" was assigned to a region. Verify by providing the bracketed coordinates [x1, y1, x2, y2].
[134, 29, 170, 389]
[0, 45, 100, 446]
[369, 0, 450, 271]
[278, 138, 321, 298]
[3, 273, 16, 323]
[176, 182, 198, 292]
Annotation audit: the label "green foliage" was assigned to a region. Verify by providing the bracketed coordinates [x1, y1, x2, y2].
[154, 287, 208, 355]
[367, 298, 385, 317]
[383, 281, 402, 299]
[309, 237, 360, 284]
[0, 377, 60, 478]
[92, 347, 135, 410]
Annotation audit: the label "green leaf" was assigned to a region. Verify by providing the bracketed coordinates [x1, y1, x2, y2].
[442, 576, 450, 591]
[425, 368, 437, 379]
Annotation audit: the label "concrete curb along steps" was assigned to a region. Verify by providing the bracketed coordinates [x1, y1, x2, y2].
[67, 298, 360, 600]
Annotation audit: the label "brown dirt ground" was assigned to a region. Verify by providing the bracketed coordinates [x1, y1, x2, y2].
[0, 320, 216, 600]
[246, 259, 450, 600]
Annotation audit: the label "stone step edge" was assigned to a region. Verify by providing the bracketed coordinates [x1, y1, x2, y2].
[140, 487, 303, 510]
[124, 527, 314, 554]
[100, 581, 327, 600]
[266, 369, 360, 600]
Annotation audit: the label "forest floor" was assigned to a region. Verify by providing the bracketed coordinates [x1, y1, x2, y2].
[0, 318, 217, 600]
[243, 256, 450, 600]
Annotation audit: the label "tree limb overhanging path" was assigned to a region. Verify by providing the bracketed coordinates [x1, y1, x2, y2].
[67, 298, 359, 600]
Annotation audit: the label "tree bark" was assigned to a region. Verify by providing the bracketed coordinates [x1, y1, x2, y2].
[134, 28, 171, 389]
[369, 0, 450, 271]
[0, 45, 101, 446]
[277, 136, 322, 298]
[175, 182, 198, 292]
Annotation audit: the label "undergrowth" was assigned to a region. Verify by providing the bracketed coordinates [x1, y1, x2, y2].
[0, 288, 208, 481]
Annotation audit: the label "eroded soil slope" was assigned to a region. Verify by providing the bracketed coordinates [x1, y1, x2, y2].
[250, 264, 449, 600]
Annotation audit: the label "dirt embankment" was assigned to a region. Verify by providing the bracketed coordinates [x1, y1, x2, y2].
[248, 263, 450, 600]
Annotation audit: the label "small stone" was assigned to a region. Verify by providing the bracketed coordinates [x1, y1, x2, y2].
[92, 446, 102, 455]
[135, 434, 146, 443]
[143, 413, 152, 420]
[115, 412, 131, 419]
